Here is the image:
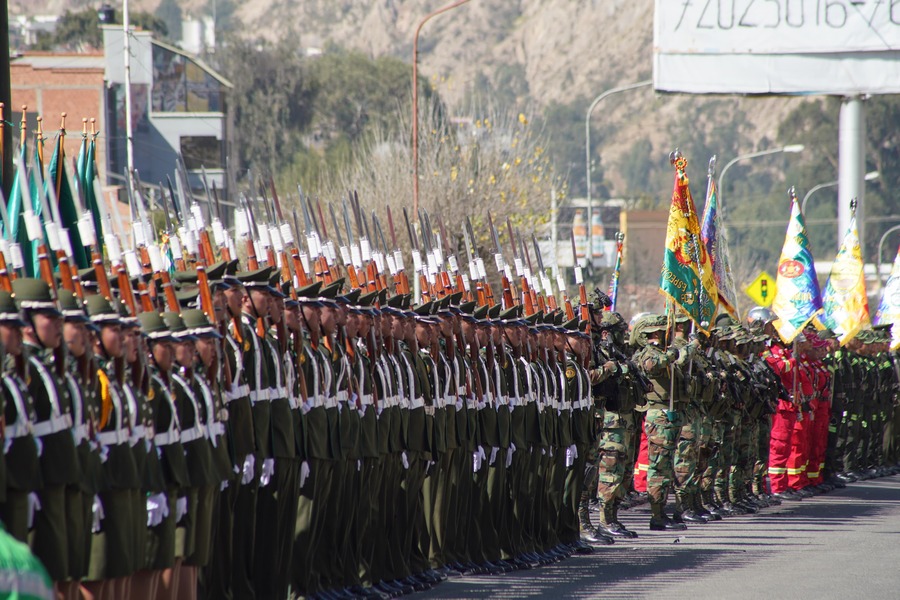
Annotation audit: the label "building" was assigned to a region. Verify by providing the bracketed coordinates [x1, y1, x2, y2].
[9, 25, 233, 222]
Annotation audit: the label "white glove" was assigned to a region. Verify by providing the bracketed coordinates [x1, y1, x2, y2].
[241, 454, 256, 485]
[146, 493, 168, 528]
[489, 446, 499, 466]
[33, 438, 43, 457]
[27, 492, 41, 529]
[92, 495, 105, 533]
[220, 479, 229, 492]
[299, 461, 311, 489]
[401, 451, 409, 470]
[99, 445, 109, 464]
[260, 458, 275, 487]
[565, 444, 578, 468]
[506, 442, 516, 468]
[175, 496, 188, 523]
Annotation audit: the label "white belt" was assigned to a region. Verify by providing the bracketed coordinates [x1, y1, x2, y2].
[130, 424, 147, 445]
[508, 396, 519, 407]
[98, 427, 129, 446]
[5, 419, 30, 440]
[387, 395, 399, 407]
[155, 430, 181, 446]
[410, 396, 425, 410]
[457, 386, 467, 397]
[572, 400, 582, 410]
[181, 424, 207, 444]
[73, 423, 89, 445]
[336, 390, 349, 403]
[497, 395, 509, 406]
[311, 394, 325, 408]
[325, 396, 338, 409]
[32, 414, 73, 438]
[288, 394, 300, 410]
[267, 387, 281, 400]
[360, 393, 373, 406]
[226, 384, 251, 402]
[209, 422, 226, 438]
[249, 388, 270, 403]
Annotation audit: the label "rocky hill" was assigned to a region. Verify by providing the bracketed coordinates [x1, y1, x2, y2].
[18, 0, 805, 195]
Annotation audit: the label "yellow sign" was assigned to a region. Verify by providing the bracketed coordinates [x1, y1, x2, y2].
[745, 271, 775, 307]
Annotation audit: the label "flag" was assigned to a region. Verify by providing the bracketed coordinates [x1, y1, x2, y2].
[607, 233, 624, 312]
[771, 191, 823, 344]
[821, 203, 870, 344]
[4, 141, 27, 242]
[49, 133, 90, 269]
[659, 154, 718, 331]
[875, 245, 900, 349]
[700, 166, 740, 319]
[78, 134, 103, 252]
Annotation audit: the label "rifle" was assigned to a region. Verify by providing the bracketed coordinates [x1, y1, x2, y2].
[519, 230, 539, 315]
[332, 201, 359, 289]
[466, 216, 491, 306]
[386, 205, 410, 295]
[133, 171, 178, 311]
[488, 212, 513, 309]
[572, 229, 591, 332]
[403, 207, 428, 302]
[289, 205, 311, 288]
[158, 182, 186, 271]
[438, 215, 465, 296]
[372, 212, 390, 292]
[237, 194, 266, 338]
[461, 221, 480, 304]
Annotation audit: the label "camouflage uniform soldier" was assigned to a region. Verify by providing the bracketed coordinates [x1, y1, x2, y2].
[589, 311, 640, 539]
[631, 315, 687, 531]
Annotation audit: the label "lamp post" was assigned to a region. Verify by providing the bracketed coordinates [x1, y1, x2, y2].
[876, 224, 900, 291]
[801, 170, 879, 215]
[411, 0, 472, 220]
[584, 80, 651, 266]
[718, 144, 805, 214]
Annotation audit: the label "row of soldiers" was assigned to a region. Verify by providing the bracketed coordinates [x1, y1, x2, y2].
[2, 255, 899, 600]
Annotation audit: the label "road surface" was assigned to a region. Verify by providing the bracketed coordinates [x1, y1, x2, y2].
[414, 476, 900, 599]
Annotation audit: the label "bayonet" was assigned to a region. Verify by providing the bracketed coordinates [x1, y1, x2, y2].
[330, 203, 345, 248]
[166, 175, 182, 224]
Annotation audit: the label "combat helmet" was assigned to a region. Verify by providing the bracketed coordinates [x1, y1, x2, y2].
[629, 314, 668, 347]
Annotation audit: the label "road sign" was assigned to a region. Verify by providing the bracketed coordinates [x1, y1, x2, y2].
[745, 271, 775, 307]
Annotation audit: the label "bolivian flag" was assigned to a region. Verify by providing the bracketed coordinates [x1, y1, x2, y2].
[822, 202, 870, 345]
[772, 190, 823, 344]
[659, 154, 717, 332]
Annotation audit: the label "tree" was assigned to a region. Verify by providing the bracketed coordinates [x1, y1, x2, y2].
[43, 8, 169, 51]
[155, 0, 183, 42]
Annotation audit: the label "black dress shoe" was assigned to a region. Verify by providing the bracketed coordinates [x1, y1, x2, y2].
[678, 509, 709, 523]
[598, 521, 637, 537]
[649, 517, 687, 531]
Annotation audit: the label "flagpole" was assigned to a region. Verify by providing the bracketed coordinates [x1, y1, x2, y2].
[123, 0, 135, 192]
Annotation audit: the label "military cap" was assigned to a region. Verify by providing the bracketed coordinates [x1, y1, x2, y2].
[337, 289, 362, 305]
[377, 289, 388, 307]
[817, 328, 838, 340]
[413, 301, 434, 317]
[0, 291, 25, 326]
[855, 330, 872, 343]
[358, 291, 379, 307]
[296, 281, 323, 300]
[267, 272, 286, 298]
[162, 311, 196, 341]
[223, 259, 242, 286]
[715, 313, 738, 328]
[473, 305, 489, 319]
[640, 314, 668, 332]
[524, 311, 541, 325]
[58, 289, 89, 323]
[319, 278, 346, 299]
[553, 311, 565, 326]
[599, 311, 626, 330]
[674, 314, 691, 324]
[181, 308, 222, 339]
[115, 298, 140, 328]
[173, 269, 199, 285]
[138, 311, 173, 341]
[205, 260, 232, 291]
[12, 278, 61, 315]
[386, 294, 405, 309]
[488, 304, 502, 319]
[446, 291, 464, 307]
[578, 319, 589, 332]
[174, 284, 200, 308]
[237, 266, 276, 289]
[458, 300, 477, 315]
[561, 316, 579, 331]
[85, 294, 121, 325]
[498, 305, 522, 321]
[78, 267, 99, 291]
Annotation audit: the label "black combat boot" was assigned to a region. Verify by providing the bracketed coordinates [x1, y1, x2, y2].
[579, 500, 614, 545]
[596, 502, 638, 538]
[649, 501, 687, 531]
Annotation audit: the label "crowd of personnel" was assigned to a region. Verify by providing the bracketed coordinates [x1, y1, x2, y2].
[0, 260, 897, 600]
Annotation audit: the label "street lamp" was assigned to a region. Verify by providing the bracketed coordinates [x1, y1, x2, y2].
[876, 224, 900, 290]
[718, 144, 805, 213]
[801, 170, 879, 215]
[584, 80, 651, 265]
[411, 0, 472, 220]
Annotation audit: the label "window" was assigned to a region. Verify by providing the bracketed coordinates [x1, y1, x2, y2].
[180, 136, 223, 170]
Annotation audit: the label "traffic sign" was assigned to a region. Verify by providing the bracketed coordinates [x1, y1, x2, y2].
[745, 271, 775, 307]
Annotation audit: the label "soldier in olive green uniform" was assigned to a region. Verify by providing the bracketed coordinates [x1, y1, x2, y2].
[13, 279, 83, 590]
[631, 314, 687, 531]
[0, 292, 39, 544]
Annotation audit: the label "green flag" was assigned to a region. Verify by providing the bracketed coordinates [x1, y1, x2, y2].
[78, 135, 103, 253]
[50, 133, 89, 268]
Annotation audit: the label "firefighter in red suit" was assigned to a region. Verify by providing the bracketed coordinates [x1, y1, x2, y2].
[764, 332, 813, 499]
[806, 331, 834, 487]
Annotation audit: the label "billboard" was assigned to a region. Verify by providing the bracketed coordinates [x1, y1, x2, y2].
[654, 0, 900, 94]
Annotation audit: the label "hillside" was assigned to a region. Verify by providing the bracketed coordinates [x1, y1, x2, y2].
[18, 0, 805, 196]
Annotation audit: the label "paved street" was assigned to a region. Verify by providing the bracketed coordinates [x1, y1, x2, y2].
[414, 476, 900, 599]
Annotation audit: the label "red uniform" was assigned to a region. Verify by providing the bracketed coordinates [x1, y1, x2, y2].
[807, 357, 831, 485]
[765, 343, 812, 493]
